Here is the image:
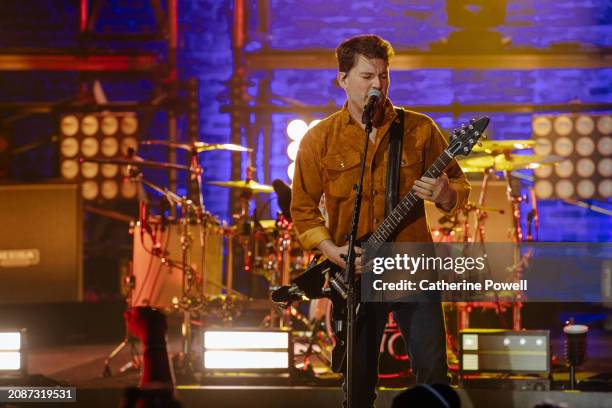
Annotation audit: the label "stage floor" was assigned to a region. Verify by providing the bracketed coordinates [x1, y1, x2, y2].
[16, 328, 612, 408]
[2, 300, 611, 407]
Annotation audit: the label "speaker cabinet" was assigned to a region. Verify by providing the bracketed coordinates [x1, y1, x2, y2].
[0, 183, 83, 304]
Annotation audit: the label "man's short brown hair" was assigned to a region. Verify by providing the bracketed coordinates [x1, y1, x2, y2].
[335, 34, 395, 73]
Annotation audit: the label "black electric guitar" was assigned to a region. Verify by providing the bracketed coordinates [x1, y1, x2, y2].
[274, 117, 490, 372]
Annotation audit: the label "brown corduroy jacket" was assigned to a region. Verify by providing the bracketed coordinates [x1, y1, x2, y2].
[291, 100, 470, 250]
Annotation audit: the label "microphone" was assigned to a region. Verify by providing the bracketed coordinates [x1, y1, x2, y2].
[361, 89, 382, 125]
[272, 179, 292, 222]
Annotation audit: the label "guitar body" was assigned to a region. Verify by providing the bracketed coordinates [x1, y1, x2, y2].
[293, 234, 372, 373]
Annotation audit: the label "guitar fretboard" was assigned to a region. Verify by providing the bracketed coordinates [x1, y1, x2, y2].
[366, 150, 454, 253]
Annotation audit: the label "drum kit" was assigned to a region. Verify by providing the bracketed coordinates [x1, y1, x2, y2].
[94, 134, 564, 378]
[89, 137, 318, 378]
[426, 139, 565, 369]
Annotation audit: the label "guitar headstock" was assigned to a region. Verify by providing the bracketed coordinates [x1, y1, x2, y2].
[447, 116, 490, 158]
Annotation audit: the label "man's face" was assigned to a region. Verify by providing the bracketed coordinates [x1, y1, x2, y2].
[338, 54, 390, 118]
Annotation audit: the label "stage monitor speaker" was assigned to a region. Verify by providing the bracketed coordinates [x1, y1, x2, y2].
[460, 329, 550, 375]
[0, 183, 83, 304]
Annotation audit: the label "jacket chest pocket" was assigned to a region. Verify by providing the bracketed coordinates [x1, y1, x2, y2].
[399, 150, 424, 194]
[321, 153, 361, 198]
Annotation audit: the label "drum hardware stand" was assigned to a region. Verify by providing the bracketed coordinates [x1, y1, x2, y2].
[102, 262, 142, 377]
[504, 170, 526, 330]
[101, 171, 157, 378]
[457, 167, 509, 332]
[265, 215, 295, 329]
[293, 316, 332, 379]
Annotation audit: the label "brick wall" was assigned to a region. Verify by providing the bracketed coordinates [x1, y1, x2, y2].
[0, 0, 610, 241]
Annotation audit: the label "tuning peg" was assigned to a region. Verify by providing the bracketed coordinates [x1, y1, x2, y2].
[468, 124, 474, 130]
[470, 118, 475, 124]
[461, 124, 466, 129]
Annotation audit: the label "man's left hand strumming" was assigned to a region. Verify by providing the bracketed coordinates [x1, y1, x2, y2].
[413, 173, 457, 212]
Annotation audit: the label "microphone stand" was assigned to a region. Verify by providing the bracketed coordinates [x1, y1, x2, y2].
[344, 108, 375, 408]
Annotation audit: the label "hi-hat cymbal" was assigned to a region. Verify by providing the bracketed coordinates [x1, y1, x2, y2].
[471, 139, 535, 154]
[458, 154, 564, 173]
[207, 180, 275, 193]
[80, 157, 193, 172]
[141, 140, 252, 153]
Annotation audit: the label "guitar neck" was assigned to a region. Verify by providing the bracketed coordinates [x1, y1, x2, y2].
[366, 150, 453, 251]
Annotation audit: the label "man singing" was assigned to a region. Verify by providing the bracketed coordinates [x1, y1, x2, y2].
[290, 34, 470, 406]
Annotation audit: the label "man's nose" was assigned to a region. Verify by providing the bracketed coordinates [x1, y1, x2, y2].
[371, 77, 381, 89]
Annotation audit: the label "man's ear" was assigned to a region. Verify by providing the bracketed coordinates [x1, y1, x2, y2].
[337, 72, 348, 89]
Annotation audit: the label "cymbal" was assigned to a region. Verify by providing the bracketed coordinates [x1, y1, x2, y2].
[80, 157, 192, 172]
[471, 139, 535, 154]
[458, 154, 564, 173]
[207, 179, 275, 193]
[257, 219, 278, 229]
[141, 140, 252, 153]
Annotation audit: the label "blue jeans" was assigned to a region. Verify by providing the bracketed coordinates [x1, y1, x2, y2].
[342, 301, 449, 408]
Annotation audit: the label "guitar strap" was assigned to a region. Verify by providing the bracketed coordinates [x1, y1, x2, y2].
[385, 107, 405, 217]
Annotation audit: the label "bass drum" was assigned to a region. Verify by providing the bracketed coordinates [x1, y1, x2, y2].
[130, 219, 224, 310]
[309, 299, 411, 379]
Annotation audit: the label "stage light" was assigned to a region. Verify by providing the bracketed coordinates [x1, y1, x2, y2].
[533, 113, 611, 200]
[600, 180, 612, 197]
[598, 158, 612, 177]
[556, 180, 574, 198]
[462, 334, 477, 350]
[287, 140, 300, 161]
[59, 112, 139, 202]
[308, 119, 321, 129]
[287, 162, 295, 180]
[0, 330, 26, 376]
[576, 158, 595, 178]
[577, 180, 596, 199]
[287, 119, 308, 141]
[286, 119, 321, 180]
[554, 160, 573, 178]
[597, 117, 612, 134]
[598, 136, 612, 155]
[203, 330, 291, 371]
[576, 137, 595, 156]
[554, 137, 573, 157]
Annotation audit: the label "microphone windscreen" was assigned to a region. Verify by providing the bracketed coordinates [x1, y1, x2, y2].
[367, 89, 382, 100]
